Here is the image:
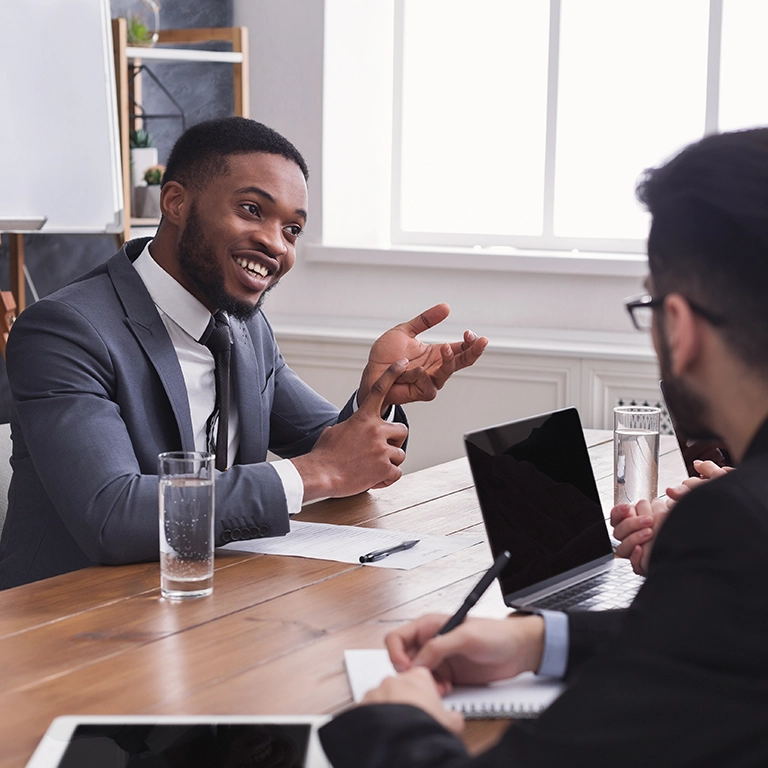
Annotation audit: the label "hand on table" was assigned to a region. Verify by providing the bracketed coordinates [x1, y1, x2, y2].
[292, 360, 409, 501]
[611, 459, 733, 576]
[357, 304, 488, 410]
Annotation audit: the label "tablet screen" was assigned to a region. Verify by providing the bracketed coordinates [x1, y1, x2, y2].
[58, 723, 310, 767]
[26, 717, 330, 768]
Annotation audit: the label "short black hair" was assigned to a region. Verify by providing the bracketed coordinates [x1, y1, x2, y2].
[162, 116, 309, 191]
[637, 127, 768, 374]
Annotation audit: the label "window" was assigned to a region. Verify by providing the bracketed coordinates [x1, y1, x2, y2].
[390, 0, 768, 254]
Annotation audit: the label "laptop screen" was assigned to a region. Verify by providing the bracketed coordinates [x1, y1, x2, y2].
[464, 408, 613, 600]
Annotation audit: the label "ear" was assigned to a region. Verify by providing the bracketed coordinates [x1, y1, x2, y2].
[661, 294, 701, 376]
[159, 181, 187, 225]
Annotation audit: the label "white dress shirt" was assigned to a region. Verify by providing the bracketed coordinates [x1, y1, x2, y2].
[132, 242, 304, 513]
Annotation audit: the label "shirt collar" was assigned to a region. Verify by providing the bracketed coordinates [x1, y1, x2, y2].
[133, 240, 213, 342]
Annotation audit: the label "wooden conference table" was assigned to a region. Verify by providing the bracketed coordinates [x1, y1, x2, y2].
[0, 431, 686, 768]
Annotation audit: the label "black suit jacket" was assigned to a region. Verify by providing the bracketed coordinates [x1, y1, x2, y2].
[320, 421, 768, 767]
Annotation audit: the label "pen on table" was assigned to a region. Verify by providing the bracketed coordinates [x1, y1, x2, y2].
[436, 550, 512, 635]
[359, 539, 420, 563]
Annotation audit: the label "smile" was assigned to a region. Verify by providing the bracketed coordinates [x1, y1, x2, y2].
[234, 256, 270, 278]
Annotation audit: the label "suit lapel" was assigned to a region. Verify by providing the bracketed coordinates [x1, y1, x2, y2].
[107, 245, 196, 451]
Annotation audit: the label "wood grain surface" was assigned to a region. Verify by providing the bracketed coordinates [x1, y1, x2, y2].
[0, 431, 685, 767]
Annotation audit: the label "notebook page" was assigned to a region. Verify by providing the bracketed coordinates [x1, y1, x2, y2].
[344, 649, 563, 720]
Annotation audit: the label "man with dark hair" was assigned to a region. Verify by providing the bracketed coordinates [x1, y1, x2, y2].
[163, 117, 310, 194]
[0, 117, 487, 589]
[319, 127, 768, 766]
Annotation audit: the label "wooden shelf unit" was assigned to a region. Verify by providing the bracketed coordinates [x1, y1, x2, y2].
[111, 20, 250, 245]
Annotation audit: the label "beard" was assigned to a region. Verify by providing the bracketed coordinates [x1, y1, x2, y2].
[177, 203, 276, 321]
[658, 329, 720, 441]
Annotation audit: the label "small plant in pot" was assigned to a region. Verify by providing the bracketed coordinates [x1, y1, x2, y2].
[130, 128, 153, 150]
[129, 128, 158, 213]
[135, 164, 165, 219]
[144, 164, 165, 187]
[126, 13, 156, 47]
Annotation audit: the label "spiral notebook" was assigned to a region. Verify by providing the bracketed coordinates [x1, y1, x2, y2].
[344, 649, 563, 720]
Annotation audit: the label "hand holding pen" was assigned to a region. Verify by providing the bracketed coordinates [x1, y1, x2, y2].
[382, 550, 547, 685]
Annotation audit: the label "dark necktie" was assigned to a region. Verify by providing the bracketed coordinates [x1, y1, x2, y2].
[200, 311, 232, 471]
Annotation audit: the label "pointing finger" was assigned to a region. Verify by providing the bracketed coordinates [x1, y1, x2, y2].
[359, 358, 408, 415]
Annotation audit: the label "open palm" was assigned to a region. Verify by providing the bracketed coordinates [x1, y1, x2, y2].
[358, 304, 488, 407]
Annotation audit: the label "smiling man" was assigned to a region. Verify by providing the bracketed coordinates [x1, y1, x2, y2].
[0, 118, 487, 589]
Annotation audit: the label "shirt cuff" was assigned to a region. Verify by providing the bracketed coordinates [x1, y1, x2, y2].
[536, 609, 569, 678]
[271, 459, 304, 515]
[353, 391, 394, 421]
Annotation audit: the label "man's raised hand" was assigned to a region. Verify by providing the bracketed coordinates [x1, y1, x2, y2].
[358, 304, 488, 408]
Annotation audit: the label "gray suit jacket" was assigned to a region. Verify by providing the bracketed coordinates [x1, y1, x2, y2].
[0, 239, 383, 589]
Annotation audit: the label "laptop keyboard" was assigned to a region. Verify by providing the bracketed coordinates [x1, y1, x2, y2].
[531, 560, 644, 611]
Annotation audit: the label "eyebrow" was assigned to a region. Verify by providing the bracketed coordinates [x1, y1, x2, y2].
[235, 186, 308, 222]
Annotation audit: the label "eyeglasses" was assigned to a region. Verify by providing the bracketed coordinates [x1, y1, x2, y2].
[624, 294, 726, 332]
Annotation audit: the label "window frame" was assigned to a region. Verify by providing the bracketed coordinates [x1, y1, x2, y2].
[389, 0, 725, 255]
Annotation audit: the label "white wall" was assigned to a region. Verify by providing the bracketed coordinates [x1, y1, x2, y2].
[233, 0, 660, 472]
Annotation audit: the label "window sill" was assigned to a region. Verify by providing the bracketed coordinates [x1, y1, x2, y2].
[304, 243, 648, 278]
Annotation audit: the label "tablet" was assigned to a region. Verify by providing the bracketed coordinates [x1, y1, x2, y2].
[25, 714, 332, 768]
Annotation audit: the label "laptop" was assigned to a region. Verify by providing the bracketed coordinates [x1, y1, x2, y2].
[464, 407, 644, 611]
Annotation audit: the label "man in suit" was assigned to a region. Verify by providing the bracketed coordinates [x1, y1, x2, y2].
[319, 128, 768, 766]
[0, 117, 487, 589]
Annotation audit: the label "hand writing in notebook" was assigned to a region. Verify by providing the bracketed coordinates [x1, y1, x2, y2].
[360, 613, 546, 735]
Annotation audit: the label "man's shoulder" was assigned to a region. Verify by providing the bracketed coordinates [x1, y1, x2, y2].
[43, 259, 114, 305]
[23, 244, 147, 318]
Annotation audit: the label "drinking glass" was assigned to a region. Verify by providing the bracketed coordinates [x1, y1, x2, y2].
[158, 451, 214, 599]
[613, 406, 660, 506]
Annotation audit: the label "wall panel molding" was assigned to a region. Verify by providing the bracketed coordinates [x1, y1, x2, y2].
[583, 360, 663, 431]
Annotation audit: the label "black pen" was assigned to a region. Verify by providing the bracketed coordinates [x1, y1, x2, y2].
[436, 550, 512, 635]
[359, 539, 420, 563]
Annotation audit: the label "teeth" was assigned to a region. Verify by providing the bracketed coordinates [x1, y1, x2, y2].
[235, 256, 269, 277]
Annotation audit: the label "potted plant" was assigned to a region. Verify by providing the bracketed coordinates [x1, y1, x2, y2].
[129, 128, 158, 213]
[126, 12, 156, 47]
[134, 164, 165, 219]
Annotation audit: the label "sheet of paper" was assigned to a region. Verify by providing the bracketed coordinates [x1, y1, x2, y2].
[344, 649, 564, 717]
[222, 520, 482, 569]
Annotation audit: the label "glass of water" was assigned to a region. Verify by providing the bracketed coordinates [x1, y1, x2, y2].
[158, 451, 215, 600]
[613, 406, 661, 506]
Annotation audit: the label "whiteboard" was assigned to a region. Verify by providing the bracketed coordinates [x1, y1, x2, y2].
[0, 0, 123, 233]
